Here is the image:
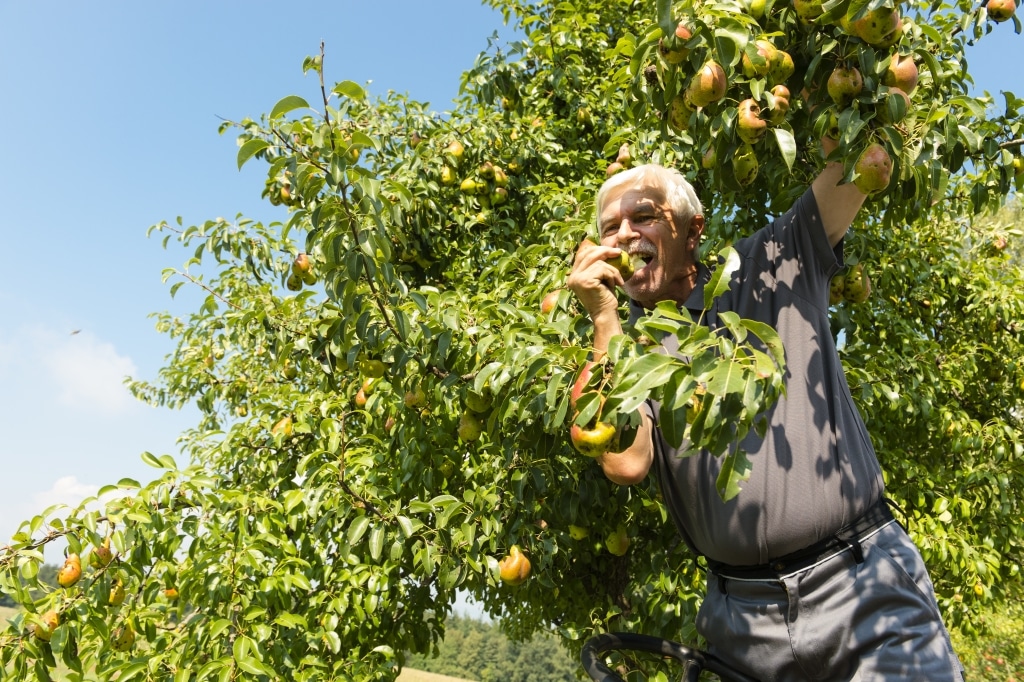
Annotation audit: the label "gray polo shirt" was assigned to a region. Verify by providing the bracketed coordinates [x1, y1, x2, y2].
[636, 188, 885, 566]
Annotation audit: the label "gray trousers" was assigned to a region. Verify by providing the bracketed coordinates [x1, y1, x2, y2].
[696, 522, 964, 682]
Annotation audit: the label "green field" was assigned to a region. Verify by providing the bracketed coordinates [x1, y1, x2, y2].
[0, 605, 18, 631]
[397, 669, 474, 682]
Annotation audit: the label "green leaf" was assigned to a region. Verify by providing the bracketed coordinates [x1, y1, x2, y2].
[715, 310, 747, 344]
[236, 656, 268, 676]
[232, 636, 251, 663]
[474, 361, 504, 394]
[324, 630, 342, 655]
[957, 125, 981, 153]
[409, 501, 433, 514]
[140, 451, 165, 469]
[283, 489, 305, 514]
[612, 353, 677, 415]
[739, 319, 785, 369]
[348, 516, 370, 545]
[877, 383, 899, 402]
[712, 22, 746, 68]
[209, 619, 232, 638]
[705, 246, 740, 309]
[658, 395, 689, 451]
[657, 0, 675, 36]
[333, 80, 366, 100]
[351, 130, 376, 150]
[236, 138, 269, 170]
[118, 661, 150, 680]
[269, 95, 310, 120]
[773, 128, 797, 172]
[574, 392, 602, 427]
[517, 355, 551, 390]
[369, 526, 385, 561]
[706, 358, 746, 397]
[716, 450, 753, 501]
[273, 613, 308, 630]
[396, 515, 414, 539]
[196, 659, 225, 681]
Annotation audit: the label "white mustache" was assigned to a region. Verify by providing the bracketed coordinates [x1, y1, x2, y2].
[625, 239, 656, 258]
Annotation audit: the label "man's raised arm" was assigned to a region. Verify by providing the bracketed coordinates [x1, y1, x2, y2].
[812, 137, 869, 247]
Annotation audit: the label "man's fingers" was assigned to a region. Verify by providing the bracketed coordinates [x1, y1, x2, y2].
[573, 242, 623, 269]
[568, 253, 622, 288]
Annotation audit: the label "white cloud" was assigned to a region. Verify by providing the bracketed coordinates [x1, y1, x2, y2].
[1, 476, 102, 543]
[2, 476, 121, 562]
[31, 475, 101, 515]
[24, 475, 123, 533]
[44, 334, 138, 414]
[1, 326, 140, 415]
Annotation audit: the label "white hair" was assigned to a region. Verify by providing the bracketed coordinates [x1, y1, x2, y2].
[595, 164, 703, 234]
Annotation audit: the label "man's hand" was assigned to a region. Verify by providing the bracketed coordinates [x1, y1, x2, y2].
[566, 239, 628, 356]
[812, 151, 867, 247]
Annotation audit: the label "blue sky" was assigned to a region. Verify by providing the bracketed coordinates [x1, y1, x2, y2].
[0, 3, 1021, 557]
[0, 1, 513, 552]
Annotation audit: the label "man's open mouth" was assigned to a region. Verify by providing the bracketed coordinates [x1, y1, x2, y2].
[628, 247, 655, 275]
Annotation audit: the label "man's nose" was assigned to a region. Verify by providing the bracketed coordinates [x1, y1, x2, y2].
[615, 219, 638, 243]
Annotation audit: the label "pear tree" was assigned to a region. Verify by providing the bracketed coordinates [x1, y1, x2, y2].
[1, 0, 1022, 679]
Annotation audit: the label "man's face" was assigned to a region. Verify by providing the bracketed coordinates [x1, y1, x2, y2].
[598, 184, 702, 306]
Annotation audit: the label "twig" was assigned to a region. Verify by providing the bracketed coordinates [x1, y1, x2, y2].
[174, 271, 245, 312]
[337, 186, 401, 339]
[268, 127, 331, 175]
[318, 42, 333, 139]
[334, 411, 383, 520]
[312, 44, 400, 340]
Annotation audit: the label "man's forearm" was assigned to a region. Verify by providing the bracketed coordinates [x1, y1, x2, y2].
[598, 411, 655, 485]
[585, 309, 654, 485]
[590, 309, 624, 359]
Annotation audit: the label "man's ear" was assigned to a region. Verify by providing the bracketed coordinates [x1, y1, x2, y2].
[687, 214, 705, 245]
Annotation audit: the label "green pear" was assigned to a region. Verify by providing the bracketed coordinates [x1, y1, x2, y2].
[605, 524, 630, 556]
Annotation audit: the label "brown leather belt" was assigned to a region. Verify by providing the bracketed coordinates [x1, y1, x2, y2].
[707, 497, 895, 580]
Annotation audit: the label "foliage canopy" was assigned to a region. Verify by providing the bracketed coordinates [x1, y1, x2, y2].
[2, 0, 1022, 679]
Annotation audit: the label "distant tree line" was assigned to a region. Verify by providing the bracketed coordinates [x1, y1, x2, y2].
[0, 564, 57, 608]
[405, 615, 578, 681]
[404, 607, 1024, 682]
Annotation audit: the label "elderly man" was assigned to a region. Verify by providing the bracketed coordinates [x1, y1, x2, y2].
[567, 156, 963, 681]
